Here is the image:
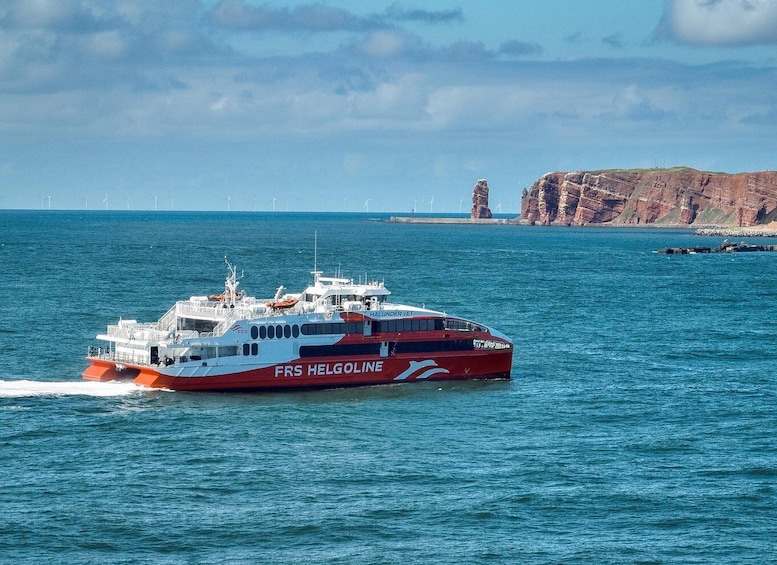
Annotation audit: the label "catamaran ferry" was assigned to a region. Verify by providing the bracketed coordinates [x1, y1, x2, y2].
[83, 259, 513, 391]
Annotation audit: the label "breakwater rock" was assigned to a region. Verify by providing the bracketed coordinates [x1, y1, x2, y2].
[658, 240, 777, 254]
[520, 167, 777, 227]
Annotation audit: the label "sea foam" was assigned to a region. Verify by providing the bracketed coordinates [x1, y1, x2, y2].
[0, 379, 143, 398]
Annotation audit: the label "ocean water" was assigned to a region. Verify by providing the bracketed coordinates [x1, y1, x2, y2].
[1, 211, 776, 564]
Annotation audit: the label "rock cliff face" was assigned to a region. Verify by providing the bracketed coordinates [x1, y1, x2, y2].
[520, 168, 777, 227]
[471, 179, 492, 219]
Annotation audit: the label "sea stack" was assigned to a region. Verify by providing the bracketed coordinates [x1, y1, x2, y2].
[471, 179, 493, 219]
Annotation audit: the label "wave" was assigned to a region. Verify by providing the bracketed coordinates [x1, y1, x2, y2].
[0, 379, 146, 398]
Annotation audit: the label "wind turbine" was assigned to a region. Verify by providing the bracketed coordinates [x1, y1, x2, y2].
[154, 195, 158, 211]
[226, 195, 231, 212]
[102, 193, 108, 210]
[429, 196, 434, 214]
[272, 196, 276, 212]
[459, 197, 463, 213]
[496, 202, 502, 214]
[47, 195, 52, 210]
[84, 196, 88, 210]
[364, 199, 370, 212]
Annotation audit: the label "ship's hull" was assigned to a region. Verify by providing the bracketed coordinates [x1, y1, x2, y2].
[83, 349, 512, 392]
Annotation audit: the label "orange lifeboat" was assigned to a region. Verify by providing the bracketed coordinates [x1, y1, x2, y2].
[267, 298, 298, 309]
[209, 291, 244, 302]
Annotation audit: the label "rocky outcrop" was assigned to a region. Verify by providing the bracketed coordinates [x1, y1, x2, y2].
[471, 179, 492, 219]
[520, 167, 777, 227]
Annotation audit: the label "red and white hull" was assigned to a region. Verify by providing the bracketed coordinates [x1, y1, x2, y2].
[84, 348, 512, 391]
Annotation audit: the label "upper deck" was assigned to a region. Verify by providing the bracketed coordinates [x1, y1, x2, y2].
[99, 262, 434, 345]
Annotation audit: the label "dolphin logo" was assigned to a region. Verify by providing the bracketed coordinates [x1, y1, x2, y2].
[394, 360, 450, 381]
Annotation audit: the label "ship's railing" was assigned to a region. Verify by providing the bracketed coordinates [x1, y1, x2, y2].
[173, 330, 200, 341]
[157, 305, 177, 331]
[87, 345, 221, 366]
[175, 301, 229, 319]
[174, 301, 264, 322]
[87, 346, 150, 366]
[105, 323, 171, 342]
[212, 309, 247, 336]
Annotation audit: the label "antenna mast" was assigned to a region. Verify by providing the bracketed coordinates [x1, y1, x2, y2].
[312, 230, 321, 284]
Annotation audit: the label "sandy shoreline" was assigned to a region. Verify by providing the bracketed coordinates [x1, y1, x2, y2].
[694, 222, 777, 237]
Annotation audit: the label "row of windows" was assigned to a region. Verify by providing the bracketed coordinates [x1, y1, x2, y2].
[248, 322, 362, 339]
[250, 324, 301, 340]
[373, 318, 444, 333]
[245, 317, 482, 341]
[299, 339, 474, 358]
[299, 343, 381, 357]
[443, 319, 485, 333]
[395, 339, 474, 354]
[372, 318, 483, 334]
[242, 343, 259, 356]
[301, 318, 449, 335]
[301, 322, 362, 335]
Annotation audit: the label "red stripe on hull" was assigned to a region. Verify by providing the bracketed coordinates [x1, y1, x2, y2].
[137, 350, 512, 392]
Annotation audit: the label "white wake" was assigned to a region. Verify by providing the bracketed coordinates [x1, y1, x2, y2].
[0, 379, 144, 398]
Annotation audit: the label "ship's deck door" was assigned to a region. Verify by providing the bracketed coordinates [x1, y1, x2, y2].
[380, 341, 389, 358]
[150, 346, 159, 365]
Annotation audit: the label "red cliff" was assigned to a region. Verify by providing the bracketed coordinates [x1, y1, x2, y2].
[520, 168, 777, 227]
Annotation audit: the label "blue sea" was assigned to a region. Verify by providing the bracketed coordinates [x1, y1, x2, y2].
[1, 211, 776, 564]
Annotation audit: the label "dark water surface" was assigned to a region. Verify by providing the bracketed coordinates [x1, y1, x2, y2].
[1, 211, 776, 563]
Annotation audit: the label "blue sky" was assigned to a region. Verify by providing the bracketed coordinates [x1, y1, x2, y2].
[1, 0, 776, 212]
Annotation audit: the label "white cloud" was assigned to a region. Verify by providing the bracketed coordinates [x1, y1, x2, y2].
[609, 84, 676, 121]
[210, 95, 229, 112]
[425, 84, 538, 130]
[348, 29, 431, 60]
[666, 0, 777, 45]
[348, 74, 428, 122]
[355, 30, 409, 59]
